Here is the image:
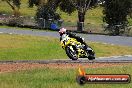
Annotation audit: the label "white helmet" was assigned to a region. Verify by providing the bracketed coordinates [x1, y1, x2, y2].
[59, 28, 66, 35]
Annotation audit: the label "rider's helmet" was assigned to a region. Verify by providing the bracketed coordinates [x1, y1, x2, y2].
[59, 28, 66, 36]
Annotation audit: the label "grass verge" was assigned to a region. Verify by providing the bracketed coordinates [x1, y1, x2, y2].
[0, 34, 132, 60]
[0, 64, 132, 88]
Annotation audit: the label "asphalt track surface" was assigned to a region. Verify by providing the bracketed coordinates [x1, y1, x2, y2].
[0, 28, 132, 46]
[0, 28, 132, 63]
[0, 55, 132, 64]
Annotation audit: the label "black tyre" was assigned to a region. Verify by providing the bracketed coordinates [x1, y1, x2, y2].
[65, 46, 78, 60]
[88, 55, 95, 60]
[86, 47, 95, 60]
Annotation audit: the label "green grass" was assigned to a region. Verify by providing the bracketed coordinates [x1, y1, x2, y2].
[89, 42, 132, 57]
[0, 34, 67, 60]
[0, 34, 132, 60]
[0, 64, 132, 88]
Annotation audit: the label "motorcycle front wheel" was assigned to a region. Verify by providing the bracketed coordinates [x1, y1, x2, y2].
[65, 46, 78, 60]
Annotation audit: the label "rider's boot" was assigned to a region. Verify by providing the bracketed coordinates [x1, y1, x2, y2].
[83, 44, 95, 56]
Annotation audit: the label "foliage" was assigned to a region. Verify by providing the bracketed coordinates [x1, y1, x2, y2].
[36, 5, 60, 20]
[28, 0, 51, 7]
[59, 0, 76, 14]
[12, 0, 21, 8]
[35, 0, 61, 27]
[28, 0, 40, 7]
[103, 0, 132, 35]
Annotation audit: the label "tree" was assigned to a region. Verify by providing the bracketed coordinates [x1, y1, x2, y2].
[2, 0, 21, 16]
[36, 0, 61, 20]
[28, 0, 49, 7]
[129, 1, 132, 18]
[103, 0, 132, 35]
[59, 0, 76, 15]
[67, 0, 98, 31]
[35, 0, 61, 28]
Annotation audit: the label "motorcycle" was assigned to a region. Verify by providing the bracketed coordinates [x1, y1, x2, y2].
[60, 34, 95, 60]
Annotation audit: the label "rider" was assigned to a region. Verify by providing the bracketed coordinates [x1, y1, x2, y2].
[59, 28, 91, 52]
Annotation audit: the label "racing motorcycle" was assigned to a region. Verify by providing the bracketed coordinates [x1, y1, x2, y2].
[60, 34, 95, 60]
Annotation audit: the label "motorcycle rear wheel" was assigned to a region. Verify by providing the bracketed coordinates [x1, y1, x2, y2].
[88, 55, 95, 60]
[86, 47, 95, 60]
[65, 46, 78, 60]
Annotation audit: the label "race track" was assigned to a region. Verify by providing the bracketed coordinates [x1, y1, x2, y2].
[0, 55, 132, 64]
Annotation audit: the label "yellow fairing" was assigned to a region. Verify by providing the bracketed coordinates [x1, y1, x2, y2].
[60, 37, 87, 57]
[61, 37, 80, 49]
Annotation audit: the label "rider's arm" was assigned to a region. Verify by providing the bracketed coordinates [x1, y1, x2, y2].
[66, 31, 85, 43]
[60, 37, 62, 41]
[66, 31, 76, 37]
[66, 31, 82, 40]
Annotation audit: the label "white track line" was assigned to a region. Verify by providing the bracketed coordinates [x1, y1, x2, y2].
[124, 55, 132, 57]
[98, 55, 132, 59]
[92, 41, 115, 46]
[0, 32, 13, 34]
[9, 33, 13, 34]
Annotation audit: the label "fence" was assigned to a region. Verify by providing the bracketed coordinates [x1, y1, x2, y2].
[0, 14, 63, 30]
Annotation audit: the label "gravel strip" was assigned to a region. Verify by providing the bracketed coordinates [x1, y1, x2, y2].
[0, 63, 131, 73]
